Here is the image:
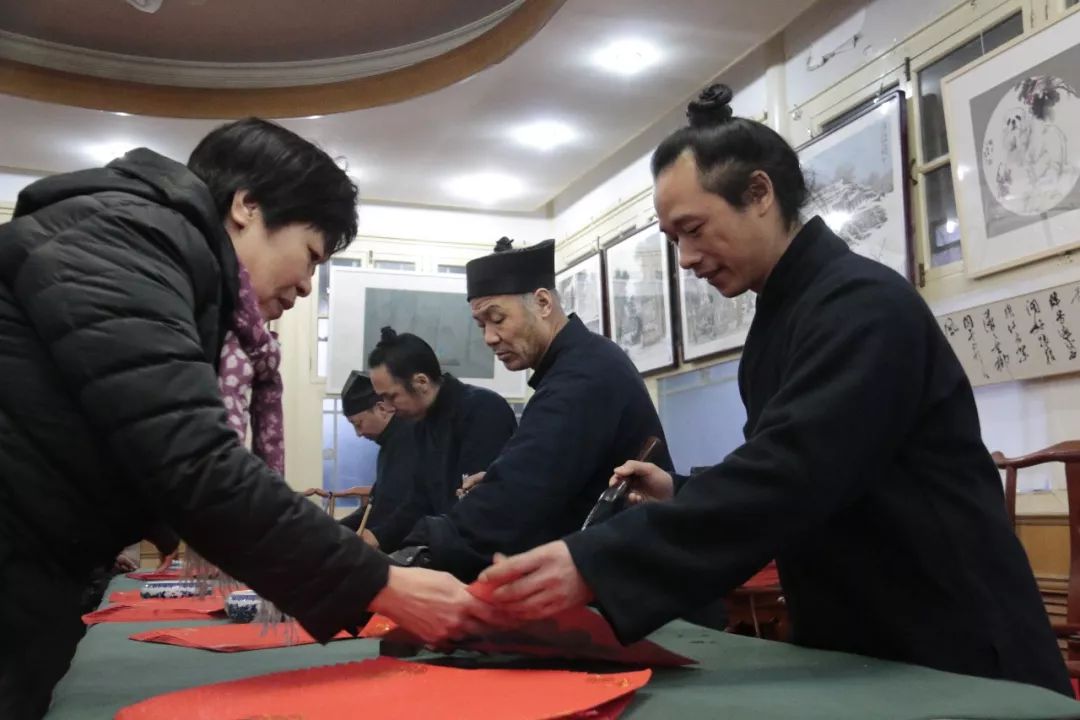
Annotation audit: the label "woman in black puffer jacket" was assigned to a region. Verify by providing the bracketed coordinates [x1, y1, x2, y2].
[0, 118, 495, 719]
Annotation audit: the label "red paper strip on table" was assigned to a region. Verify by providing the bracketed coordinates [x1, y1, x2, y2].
[109, 589, 143, 604]
[568, 693, 636, 720]
[130, 623, 358, 652]
[82, 596, 225, 625]
[360, 614, 398, 637]
[742, 561, 780, 589]
[126, 570, 185, 581]
[115, 656, 650, 720]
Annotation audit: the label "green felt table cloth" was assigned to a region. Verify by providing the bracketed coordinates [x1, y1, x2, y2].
[44, 578, 1080, 720]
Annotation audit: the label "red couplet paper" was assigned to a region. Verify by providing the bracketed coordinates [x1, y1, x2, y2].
[360, 614, 398, 637]
[82, 596, 226, 625]
[130, 624, 357, 652]
[109, 589, 142, 604]
[742, 561, 780, 589]
[382, 605, 694, 667]
[126, 570, 185, 581]
[115, 657, 650, 720]
[570, 693, 636, 720]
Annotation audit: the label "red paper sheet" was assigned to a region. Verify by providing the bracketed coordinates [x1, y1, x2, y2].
[109, 589, 143, 604]
[742, 561, 780, 589]
[360, 614, 398, 637]
[115, 657, 650, 720]
[126, 570, 185, 581]
[130, 623, 359, 652]
[569, 693, 635, 719]
[82, 596, 225, 625]
[382, 606, 694, 667]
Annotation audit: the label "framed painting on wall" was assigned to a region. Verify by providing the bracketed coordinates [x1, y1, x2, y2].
[943, 11, 1080, 277]
[555, 251, 606, 335]
[676, 268, 756, 362]
[796, 90, 914, 281]
[603, 225, 676, 375]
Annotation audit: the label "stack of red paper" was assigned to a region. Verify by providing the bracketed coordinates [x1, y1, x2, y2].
[116, 657, 650, 720]
[83, 595, 226, 625]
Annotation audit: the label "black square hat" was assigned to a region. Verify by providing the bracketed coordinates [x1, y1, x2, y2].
[341, 370, 378, 416]
[465, 237, 556, 301]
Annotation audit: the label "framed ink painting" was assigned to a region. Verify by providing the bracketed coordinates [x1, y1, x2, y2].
[555, 251, 606, 335]
[603, 226, 676, 375]
[797, 90, 914, 280]
[943, 11, 1080, 277]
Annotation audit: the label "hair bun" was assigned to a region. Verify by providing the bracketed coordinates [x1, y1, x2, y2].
[379, 326, 398, 343]
[493, 236, 514, 252]
[687, 84, 734, 129]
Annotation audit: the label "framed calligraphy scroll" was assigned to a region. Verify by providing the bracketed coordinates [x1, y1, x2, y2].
[937, 280, 1080, 387]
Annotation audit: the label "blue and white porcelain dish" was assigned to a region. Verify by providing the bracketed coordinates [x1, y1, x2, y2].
[140, 580, 203, 599]
[225, 590, 261, 623]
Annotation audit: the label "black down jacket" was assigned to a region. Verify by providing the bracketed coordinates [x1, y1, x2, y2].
[0, 149, 388, 641]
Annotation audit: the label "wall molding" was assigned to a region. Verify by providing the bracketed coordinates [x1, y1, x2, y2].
[0, 0, 565, 118]
[0, 3, 523, 89]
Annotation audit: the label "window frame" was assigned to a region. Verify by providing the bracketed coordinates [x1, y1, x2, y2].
[908, 3, 1028, 282]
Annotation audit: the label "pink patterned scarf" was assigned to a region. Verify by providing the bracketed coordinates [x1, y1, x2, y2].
[218, 263, 285, 475]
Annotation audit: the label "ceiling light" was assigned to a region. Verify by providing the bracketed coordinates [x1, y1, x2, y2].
[592, 39, 660, 76]
[83, 140, 138, 165]
[511, 120, 577, 152]
[445, 172, 524, 204]
[303, 114, 324, 120]
[111, 111, 132, 117]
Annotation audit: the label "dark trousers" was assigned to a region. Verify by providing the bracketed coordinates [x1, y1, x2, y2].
[0, 550, 87, 720]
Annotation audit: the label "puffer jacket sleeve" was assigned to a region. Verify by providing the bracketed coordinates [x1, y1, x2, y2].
[12, 200, 389, 642]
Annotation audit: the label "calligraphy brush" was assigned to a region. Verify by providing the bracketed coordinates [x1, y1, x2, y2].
[580, 435, 662, 530]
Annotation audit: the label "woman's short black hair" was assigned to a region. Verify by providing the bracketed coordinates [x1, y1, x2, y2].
[651, 84, 808, 228]
[368, 326, 443, 392]
[188, 117, 358, 257]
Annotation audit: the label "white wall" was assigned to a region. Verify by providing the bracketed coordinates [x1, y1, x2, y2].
[782, 0, 960, 109]
[0, 169, 45, 203]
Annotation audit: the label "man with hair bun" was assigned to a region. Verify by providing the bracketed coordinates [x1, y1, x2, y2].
[367, 326, 517, 553]
[480, 85, 1070, 696]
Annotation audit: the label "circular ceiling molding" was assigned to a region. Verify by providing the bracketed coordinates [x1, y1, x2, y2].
[0, 0, 565, 118]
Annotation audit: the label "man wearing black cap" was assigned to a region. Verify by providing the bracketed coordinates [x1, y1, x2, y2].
[400, 237, 673, 580]
[337, 371, 420, 553]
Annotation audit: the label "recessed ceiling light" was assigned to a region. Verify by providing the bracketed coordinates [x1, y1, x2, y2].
[303, 114, 324, 120]
[83, 140, 138, 165]
[511, 120, 577, 152]
[445, 172, 524, 204]
[592, 39, 660, 76]
[111, 111, 132, 117]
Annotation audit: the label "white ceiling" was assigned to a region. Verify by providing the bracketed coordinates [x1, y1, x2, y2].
[0, 0, 818, 212]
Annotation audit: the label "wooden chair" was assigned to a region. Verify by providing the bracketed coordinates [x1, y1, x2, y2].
[725, 561, 787, 640]
[991, 441, 1080, 675]
[302, 486, 374, 532]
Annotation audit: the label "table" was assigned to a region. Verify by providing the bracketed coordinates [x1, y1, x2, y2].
[45, 578, 1080, 720]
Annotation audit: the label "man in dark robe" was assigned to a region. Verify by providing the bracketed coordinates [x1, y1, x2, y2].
[401, 238, 674, 582]
[336, 371, 419, 553]
[368, 328, 517, 551]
